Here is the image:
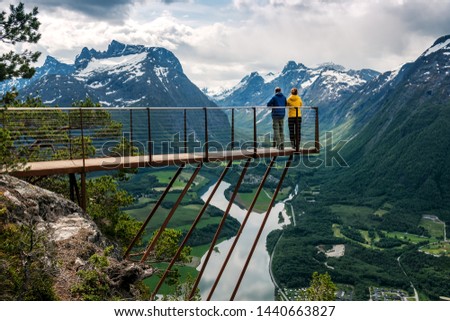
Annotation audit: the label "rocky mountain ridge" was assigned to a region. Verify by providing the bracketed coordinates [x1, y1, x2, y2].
[0, 40, 215, 108]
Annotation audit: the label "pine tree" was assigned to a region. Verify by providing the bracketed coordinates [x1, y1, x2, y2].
[0, 2, 41, 81]
[297, 272, 337, 301]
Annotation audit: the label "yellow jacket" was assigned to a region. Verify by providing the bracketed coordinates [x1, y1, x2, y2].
[287, 94, 302, 118]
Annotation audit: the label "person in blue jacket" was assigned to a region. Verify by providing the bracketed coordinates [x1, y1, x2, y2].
[267, 87, 286, 150]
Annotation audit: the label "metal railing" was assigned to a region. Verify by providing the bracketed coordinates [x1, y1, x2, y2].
[1, 106, 319, 168]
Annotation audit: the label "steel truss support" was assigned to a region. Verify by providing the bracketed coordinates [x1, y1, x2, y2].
[230, 154, 294, 300]
[69, 173, 81, 205]
[140, 163, 203, 263]
[188, 158, 252, 300]
[124, 164, 186, 259]
[206, 156, 277, 300]
[150, 160, 233, 300]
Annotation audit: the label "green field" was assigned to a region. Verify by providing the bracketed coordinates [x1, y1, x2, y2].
[152, 170, 209, 192]
[420, 242, 450, 257]
[332, 224, 440, 250]
[143, 263, 199, 296]
[384, 231, 431, 244]
[123, 169, 222, 237]
[235, 186, 291, 213]
[329, 204, 377, 227]
[419, 217, 445, 239]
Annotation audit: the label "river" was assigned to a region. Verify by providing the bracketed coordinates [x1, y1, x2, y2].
[198, 181, 294, 301]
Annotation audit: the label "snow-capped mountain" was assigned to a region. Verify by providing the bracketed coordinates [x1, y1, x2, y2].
[0, 40, 216, 108]
[334, 34, 450, 136]
[327, 34, 450, 207]
[0, 40, 231, 146]
[209, 61, 380, 131]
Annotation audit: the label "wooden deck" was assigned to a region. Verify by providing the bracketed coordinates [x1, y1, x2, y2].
[9, 147, 318, 177]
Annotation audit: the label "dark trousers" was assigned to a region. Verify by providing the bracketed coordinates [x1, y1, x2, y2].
[288, 117, 301, 148]
[272, 117, 284, 148]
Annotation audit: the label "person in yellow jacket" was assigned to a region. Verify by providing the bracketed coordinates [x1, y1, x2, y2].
[287, 87, 303, 149]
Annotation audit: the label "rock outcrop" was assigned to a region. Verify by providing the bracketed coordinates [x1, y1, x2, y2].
[0, 174, 153, 300]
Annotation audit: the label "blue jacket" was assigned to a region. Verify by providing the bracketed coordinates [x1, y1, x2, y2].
[267, 92, 286, 119]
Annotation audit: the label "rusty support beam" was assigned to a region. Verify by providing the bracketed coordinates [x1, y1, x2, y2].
[140, 163, 203, 263]
[69, 173, 81, 205]
[206, 157, 277, 300]
[124, 164, 185, 259]
[230, 154, 293, 301]
[150, 160, 233, 300]
[80, 172, 86, 211]
[188, 158, 252, 300]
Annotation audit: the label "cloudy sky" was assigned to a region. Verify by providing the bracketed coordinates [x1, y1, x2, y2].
[2, 0, 450, 90]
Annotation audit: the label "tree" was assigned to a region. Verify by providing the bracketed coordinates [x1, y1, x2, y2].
[0, 200, 56, 300]
[86, 176, 140, 247]
[147, 228, 191, 263]
[297, 272, 337, 301]
[0, 2, 41, 81]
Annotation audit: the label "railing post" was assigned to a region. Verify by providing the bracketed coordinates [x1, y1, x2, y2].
[253, 107, 257, 156]
[295, 107, 300, 153]
[79, 108, 87, 211]
[184, 109, 187, 152]
[68, 111, 73, 160]
[231, 108, 235, 150]
[314, 107, 320, 153]
[204, 107, 208, 161]
[147, 108, 152, 163]
[129, 109, 133, 157]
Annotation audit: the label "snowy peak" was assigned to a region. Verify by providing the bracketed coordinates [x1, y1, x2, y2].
[282, 61, 307, 74]
[244, 71, 264, 83]
[0, 41, 214, 108]
[104, 40, 147, 58]
[75, 47, 96, 69]
[75, 52, 148, 79]
[316, 62, 346, 72]
[212, 60, 380, 108]
[422, 34, 450, 57]
[73, 40, 183, 73]
[41, 56, 75, 75]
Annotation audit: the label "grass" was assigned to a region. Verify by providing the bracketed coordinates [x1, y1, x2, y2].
[419, 217, 445, 239]
[329, 204, 377, 227]
[235, 186, 291, 213]
[124, 167, 221, 234]
[384, 231, 431, 244]
[125, 203, 224, 244]
[143, 239, 231, 296]
[143, 263, 199, 296]
[420, 242, 450, 257]
[153, 170, 209, 192]
[332, 224, 433, 249]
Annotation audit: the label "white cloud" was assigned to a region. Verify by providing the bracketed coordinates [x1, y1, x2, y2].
[6, 0, 450, 91]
